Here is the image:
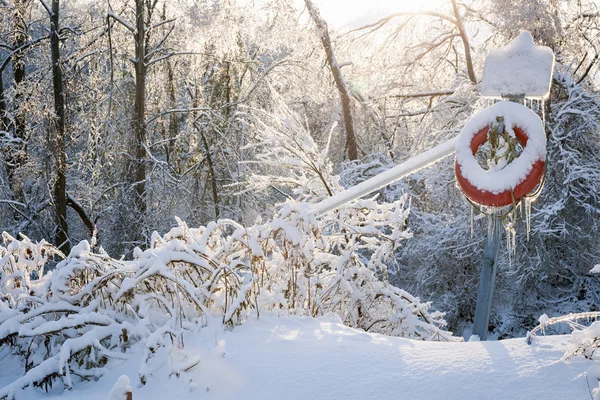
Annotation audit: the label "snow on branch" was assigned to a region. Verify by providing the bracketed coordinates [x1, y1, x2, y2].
[106, 12, 135, 33]
[388, 89, 456, 99]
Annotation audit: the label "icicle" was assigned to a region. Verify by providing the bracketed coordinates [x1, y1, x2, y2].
[541, 99, 546, 127]
[506, 225, 512, 267]
[504, 217, 516, 268]
[525, 197, 532, 241]
[519, 198, 523, 217]
[470, 205, 474, 238]
[511, 224, 516, 257]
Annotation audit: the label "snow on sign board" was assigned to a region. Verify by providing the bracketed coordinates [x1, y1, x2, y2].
[481, 31, 555, 98]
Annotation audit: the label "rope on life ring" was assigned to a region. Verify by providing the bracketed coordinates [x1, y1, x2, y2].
[454, 101, 546, 208]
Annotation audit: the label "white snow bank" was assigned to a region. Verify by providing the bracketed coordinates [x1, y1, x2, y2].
[481, 31, 555, 98]
[456, 101, 546, 193]
[1, 316, 593, 400]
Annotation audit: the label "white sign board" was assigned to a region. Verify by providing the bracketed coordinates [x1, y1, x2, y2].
[481, 31, 555, 99]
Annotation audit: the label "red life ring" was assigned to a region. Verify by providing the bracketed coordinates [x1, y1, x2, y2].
[455, 125, 545, 207]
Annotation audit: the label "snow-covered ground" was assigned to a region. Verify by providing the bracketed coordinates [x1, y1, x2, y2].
[0, 315, 593, 400]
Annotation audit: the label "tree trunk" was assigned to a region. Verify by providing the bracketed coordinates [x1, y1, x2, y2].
[5, 0, 29, 204]
[13, 0, 27, 146]
[0, 72, 6, 134]
[451, 0, 476, 84]
[50, 0, 69, 252]
[304, 0, 358, 160]
[132, 0, 147, 215]
[200, 130, 219, 219]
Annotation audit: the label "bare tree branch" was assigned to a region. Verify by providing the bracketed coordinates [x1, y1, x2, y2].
[348, 11, 457, 34]
[577, 33, 599, 84]
[67, 193, 95, 237]
[145, 107, 209, 126]
[145, 23, 175, 60]
[387, 89, 456, 99]
[39, 0, 52, 16]
[0, 35, 49, 73]
[107, 12, 135, 33]
[145, 51, 198, 67]
[347, 1, 476, 84]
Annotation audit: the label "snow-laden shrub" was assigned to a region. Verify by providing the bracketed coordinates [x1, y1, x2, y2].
[526, 312, 600, 354]
[0, 198, 452, 397]
[237, 90, 457, 334]
[527, 311, 600, 398]
[0, 232, 62, 300]
[568, 321, 600, 360]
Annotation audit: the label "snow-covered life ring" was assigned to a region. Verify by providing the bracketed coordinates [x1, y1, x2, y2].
[454, 101, 546, 207]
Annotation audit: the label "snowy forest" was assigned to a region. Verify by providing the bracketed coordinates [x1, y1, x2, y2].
[0, 0, 600, 398]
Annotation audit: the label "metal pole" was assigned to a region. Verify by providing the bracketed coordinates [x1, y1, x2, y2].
[472, 216, 503, 340]
[314, 136, 458, 215]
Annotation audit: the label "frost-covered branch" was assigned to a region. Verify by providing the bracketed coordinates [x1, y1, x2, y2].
[106, 12, 135, 33]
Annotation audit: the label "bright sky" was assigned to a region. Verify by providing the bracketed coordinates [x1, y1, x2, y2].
[315, 0, 447, 29]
